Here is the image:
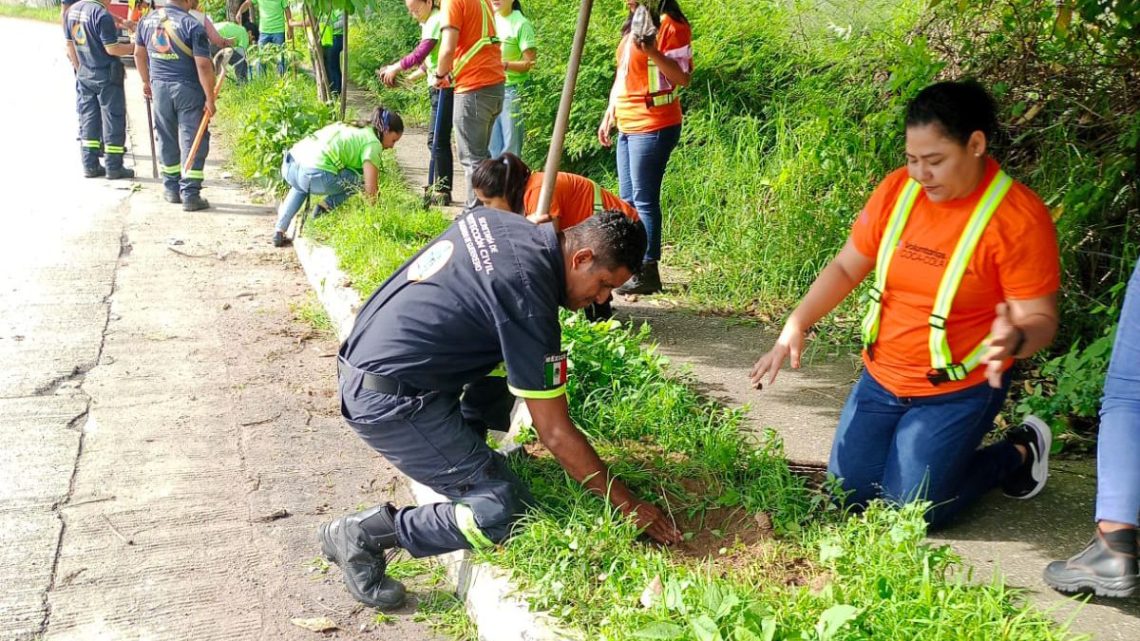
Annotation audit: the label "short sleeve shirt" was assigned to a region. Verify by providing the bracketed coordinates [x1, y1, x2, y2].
[64, 0, 120, 74]
[441, 0, 504, 94]
[341, 207, 567, 399]
[613, 15, 692, 134]
[215, 21, 250, 50]
[290, 123, 382, 175]
[421, 9, 444, 75]
[136, 6, 210, 84]
[850, 158, 1061, 397]
[523, 172, 638, 229]
[495, 9, 535, 86]
[253, 0, 288, 34]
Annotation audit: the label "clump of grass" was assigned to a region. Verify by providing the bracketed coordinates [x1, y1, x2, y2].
[0, 4, 59, 22]
[290, 292, 335, 338]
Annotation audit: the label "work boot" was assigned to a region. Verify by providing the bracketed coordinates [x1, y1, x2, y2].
[1044, 528, 1138, 597]
[318, 503, 406, 609]
[615, 260, 662, 296]
[83, 166, 106, 179]
[272, 231, 292, 248]
[1001, 415, 1051, 499]
[182, 194, 210, 212]
[163, 189, 182, 204]
[105, 166, 135, 180]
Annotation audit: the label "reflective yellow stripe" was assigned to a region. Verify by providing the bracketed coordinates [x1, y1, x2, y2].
[508, 384, 565, 400]
[104, 145, 125, 154]
[861, 179, 920, 350]
[452, 0, 499, 79]
[185, 169, 204, 180]
[81, 140, 102, 149]
[454, 503, 494, 549]
[590, 180, 603, 214]
[927, 171, 1013, 375]
[161, 163, 181, 175]
[488, 362, 507, 378]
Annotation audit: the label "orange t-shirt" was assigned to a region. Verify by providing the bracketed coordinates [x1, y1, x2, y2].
[442, 0, 504, 94]
[523, 172, 638, 229]
[850, 158, 1060, 397]
[612, 16, 692, 134]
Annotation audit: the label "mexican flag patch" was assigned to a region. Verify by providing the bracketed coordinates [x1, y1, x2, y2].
[544, 352, 568, 388]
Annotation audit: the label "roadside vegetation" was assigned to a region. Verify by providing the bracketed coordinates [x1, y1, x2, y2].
[0, 3, 58, 23]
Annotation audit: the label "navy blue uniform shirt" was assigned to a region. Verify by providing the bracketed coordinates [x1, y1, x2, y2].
[341, 207, 569, 400]
[136, 6, 210, 84]
[64, 0, 119, 75]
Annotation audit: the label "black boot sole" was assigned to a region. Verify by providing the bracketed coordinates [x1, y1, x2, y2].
[1045, 573, 1138, 598]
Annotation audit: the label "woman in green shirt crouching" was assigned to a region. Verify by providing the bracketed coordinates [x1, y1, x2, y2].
[273, 107, 404, 247]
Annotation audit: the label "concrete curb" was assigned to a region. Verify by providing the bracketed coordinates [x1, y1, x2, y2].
[292, 234, 571, 641]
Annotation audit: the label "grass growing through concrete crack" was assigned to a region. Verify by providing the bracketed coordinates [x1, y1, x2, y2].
[291, 293, 336, 339]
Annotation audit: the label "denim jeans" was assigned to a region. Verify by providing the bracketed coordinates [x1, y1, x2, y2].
[257, 31, 286, 76]
[828, 369, 1020, 529]
[453, 83, 503, 207]
[339, 361, 532, 557]
[427, 86, 454, 194]
[274, 154, 360, 232]
[616, 124, 681, 262]
[323, 34, 344, 96]
[1096, 259, 1140, 526]
[489, 83, 524, 158]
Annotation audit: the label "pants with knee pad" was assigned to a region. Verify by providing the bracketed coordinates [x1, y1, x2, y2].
[75, 64, 127, 171]
[340, 364, 531, 557]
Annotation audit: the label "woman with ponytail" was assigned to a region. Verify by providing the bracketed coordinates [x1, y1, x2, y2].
[272, 107, 405, 247]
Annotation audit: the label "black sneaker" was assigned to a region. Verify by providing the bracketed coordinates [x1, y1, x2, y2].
[1044, 528, 1138, 597]
[272, 231, 292, 248]
[1002, 415, 1051, 499]
[83, 166, 106, 178]
[163, 190, 182, 204]
[615, 260, 662, 296]
[105, 167, 135, 180]
[182, 195, 210, 212]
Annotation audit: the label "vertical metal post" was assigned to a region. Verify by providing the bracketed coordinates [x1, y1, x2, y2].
[534, 0, 593, 218]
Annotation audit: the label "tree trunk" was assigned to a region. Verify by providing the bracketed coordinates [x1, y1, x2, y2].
[338, 10, 348, 120]
[225, 0, 242, 22]
[303, 4, 330, 102]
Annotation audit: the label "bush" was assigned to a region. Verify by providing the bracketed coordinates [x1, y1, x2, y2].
[228, 76, 337, 185]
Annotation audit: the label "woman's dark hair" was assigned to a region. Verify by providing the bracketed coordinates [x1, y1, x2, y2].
[905, 80, 998, 146]
[511, 0, 523, 13]
[622, 0, 689, 36]
[356, 106, 404, 138]
[471, 153, 532, 214]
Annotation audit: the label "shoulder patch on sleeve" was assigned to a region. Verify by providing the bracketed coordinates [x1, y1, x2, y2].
[543, 352, 568, 388]
[408, 240, 454, 282]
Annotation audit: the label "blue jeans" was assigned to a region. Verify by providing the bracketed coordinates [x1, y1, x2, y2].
[616, 124, 681, 262]
[489, 83, 524, 158]
[828, 370, 1020, 529]
[257, 32, 286, 76]
[339, 361, 531, 558]
[1097, 260, 1140, 526]
[427, 87, 454, 193]
[323, 34, 344, 96]
[274, 154, 360, 232]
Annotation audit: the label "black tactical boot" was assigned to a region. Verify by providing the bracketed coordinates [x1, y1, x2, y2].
[105, 166, 135, 180]
[318, 503, 407, 609]
[182, 194, 210, 212]
[615, 260, 662, 296]
[84, 166, 106, 178]
[271, 231, 292, 248]
[163, 189, 182, 204]
[1044, 528, 1138, 597]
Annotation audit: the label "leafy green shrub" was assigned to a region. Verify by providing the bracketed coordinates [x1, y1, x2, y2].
[232, 77, 337, 184]
[347, 4, 431, 123]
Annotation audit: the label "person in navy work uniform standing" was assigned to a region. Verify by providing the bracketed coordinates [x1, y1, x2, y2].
[65, 0, 136, 179]
[134, 0, 216, 211]
[321, 209, 682, 609]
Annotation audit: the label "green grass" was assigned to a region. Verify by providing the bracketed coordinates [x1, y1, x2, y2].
[290, 292, 335, 338]
[0, 3, 60, 23]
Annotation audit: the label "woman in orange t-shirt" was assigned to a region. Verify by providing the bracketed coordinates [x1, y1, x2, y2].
[597, 0, 691, 296]
[750, 81, 1061, 529]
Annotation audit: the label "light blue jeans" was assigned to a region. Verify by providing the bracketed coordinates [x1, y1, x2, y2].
[1096, 259, 1140, 526]
[489, 84, 524, 158]
[616, 124, 682, 262]
[274, 153, 360, 232]
[257, 32, 286, 76]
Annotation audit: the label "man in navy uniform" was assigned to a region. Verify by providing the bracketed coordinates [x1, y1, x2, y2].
[322, 209, 682, 609]
[65, 0, 136, 179]
[134, 0, 216, 211]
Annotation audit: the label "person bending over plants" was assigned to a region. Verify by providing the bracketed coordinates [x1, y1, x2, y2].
[324, 209, 681, 610]
[750, 80, 1061, 529]
[1044, 258, 1140, 598]
[271, 107, 404, 248]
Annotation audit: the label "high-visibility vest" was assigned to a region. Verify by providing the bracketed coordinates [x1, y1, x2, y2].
[451, 0, 499, 80]
[861, 170, 1014, 386]
[589, 179, 603, 214]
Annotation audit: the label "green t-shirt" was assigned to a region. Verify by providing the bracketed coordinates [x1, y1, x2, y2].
[495, 9, 535, 86]
[321, 9, 344, 45]
[253, 0, 288, 35]
[421, 9, 443, 76]
[215, 21, 249, 50]
[292, 123, 382, 175]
